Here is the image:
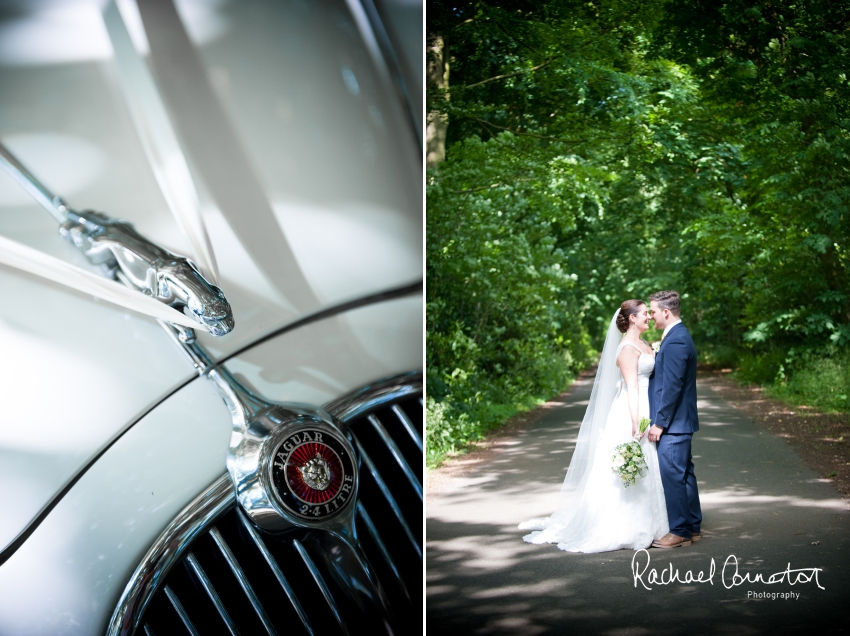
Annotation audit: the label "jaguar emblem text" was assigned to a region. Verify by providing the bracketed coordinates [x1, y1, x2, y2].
[270, 427, 357, 521]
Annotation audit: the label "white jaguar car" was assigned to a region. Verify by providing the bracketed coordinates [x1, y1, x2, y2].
[0, 1, 422, 634]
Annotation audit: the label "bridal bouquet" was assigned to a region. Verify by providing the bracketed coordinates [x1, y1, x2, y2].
[611, 441, 648, 487]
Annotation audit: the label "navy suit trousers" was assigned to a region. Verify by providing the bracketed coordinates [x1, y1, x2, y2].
[657, 432, 702, 537]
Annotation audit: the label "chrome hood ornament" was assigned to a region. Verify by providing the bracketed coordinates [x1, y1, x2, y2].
[59, 209, 234, 336]
[0, 142, 234, 337]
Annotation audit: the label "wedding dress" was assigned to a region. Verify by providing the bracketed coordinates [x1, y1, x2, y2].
[519, 312, 669, 553]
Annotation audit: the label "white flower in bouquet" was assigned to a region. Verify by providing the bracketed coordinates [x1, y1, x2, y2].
[611, 440, 649, 487]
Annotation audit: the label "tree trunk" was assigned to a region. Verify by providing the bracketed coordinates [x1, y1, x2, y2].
[426, 35, 449, 168]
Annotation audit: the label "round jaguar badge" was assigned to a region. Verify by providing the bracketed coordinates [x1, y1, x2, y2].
[271, 427, 356, 521]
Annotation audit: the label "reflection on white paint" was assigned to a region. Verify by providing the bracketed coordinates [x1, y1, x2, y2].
[203, 204, 291, 311]
[0, 0, 229, 67]
[115, 0, 230, 56]
[0, 3, 111, 66]
[344, 294, 421, 372]
[225, 357, 337, 407]
[273, 200, 421, 305]
[222, 297, 422, 405]
[0, 320, 140, 453]
[0, 134, 107, 207]
[174, 0, 230, 45]
[341, 66, 360, 96]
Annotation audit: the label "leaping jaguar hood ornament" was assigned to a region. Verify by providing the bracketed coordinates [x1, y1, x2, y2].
[59, 209, 234, 337]
[0, 142, 234, 337]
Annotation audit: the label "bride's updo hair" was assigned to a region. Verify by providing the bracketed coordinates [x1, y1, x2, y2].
[616, 299, 645, 333]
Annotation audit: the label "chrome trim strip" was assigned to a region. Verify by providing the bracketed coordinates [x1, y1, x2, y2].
[236, 511, 314, 636]
[353, 0, 422, 149]
[391, 404, 422, 452]
[355, 502, 409, 602]
[325, 373, 422, 422]
[142, 623, 156, 636]
[353, 439, 421, 558]
[218, 282, 421, 367]
[331, 529, 394, 615]
[209, 527, 277, 636]
[186, 552, 238, 635]
[366, 414, 422, 498]
[0, 142, 68, 222]
[164, 585, 200, 636]
[292, 539, 349, 636]
[108, 475, 235, 636]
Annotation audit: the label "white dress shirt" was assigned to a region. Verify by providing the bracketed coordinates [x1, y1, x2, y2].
[662, 318, 682, 340]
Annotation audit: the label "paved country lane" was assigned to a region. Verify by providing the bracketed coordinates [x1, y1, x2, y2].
[426, 373, 850, 635]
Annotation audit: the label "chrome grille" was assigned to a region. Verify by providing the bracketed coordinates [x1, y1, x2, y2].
[125, 383, 422, 636]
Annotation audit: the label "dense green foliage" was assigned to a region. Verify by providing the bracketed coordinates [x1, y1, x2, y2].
[426, 0, 850, 466]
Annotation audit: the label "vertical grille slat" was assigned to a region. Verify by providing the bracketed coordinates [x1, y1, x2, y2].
[127, 377, 421, 635]
[293, 539, 349, 636]
[391, 404, 423, 452]
[355, 502, 410, 602]
[185, 553, 240, 636]
[236, 510, 315, 636]
[209, 527, 277, 636]
[365, 414, 422, 498]
[164, 586, 200, 636]
[353, 438, 422, 558]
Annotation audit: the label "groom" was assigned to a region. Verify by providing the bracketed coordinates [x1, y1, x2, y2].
[646, 290, 702, 548]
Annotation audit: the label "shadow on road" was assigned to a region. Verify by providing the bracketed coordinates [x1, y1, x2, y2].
[427, 376, 850, 634]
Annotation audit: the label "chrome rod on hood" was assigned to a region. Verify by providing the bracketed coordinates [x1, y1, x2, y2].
[0, 141, 234, 337]
[0, 143, 70, 223]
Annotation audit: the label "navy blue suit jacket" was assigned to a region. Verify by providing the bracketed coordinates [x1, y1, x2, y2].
[649, 322, 699, 434]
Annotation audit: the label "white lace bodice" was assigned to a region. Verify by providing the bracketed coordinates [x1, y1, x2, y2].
[617, 339, 655, 386]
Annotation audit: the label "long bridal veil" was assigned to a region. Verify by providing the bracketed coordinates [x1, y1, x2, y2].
[521, 310, 623, 529]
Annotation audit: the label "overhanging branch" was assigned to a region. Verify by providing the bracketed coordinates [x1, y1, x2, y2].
[464, 58, 555, 89]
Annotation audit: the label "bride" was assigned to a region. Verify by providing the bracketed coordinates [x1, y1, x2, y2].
[519, 300, 669, 552]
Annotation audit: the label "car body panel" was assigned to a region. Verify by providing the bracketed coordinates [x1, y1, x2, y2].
[0, 295, 421, 635]
[0, 0, 421, 565]
[0, 270, 197, 555]
[0, 0, 421, 352]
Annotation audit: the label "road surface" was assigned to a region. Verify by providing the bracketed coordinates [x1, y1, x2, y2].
[426, 374, 850, 635]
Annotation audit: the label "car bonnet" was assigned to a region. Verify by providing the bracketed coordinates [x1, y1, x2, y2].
[0, 0, 421, 557]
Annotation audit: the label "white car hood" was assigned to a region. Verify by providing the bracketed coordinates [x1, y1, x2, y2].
[0, 0, 420, 555]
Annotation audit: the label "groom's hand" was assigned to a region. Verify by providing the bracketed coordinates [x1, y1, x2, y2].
[648, 424, 664, 442]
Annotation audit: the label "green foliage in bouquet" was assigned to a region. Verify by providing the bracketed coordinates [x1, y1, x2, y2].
[611, 441, 649, 487]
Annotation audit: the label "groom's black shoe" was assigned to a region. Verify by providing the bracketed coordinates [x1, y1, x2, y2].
[651, 533, 692, 548]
